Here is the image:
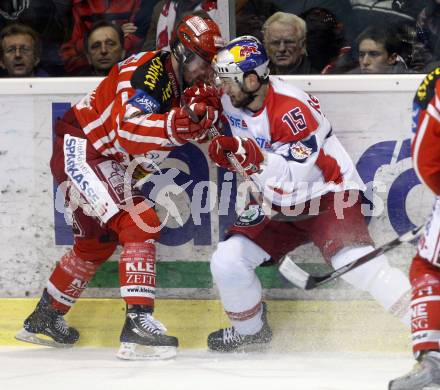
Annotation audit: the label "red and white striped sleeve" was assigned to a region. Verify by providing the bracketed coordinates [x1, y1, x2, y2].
[114, 91, 173, 155]
[110, 54, 175, 155]
[412, 78, 440, 195]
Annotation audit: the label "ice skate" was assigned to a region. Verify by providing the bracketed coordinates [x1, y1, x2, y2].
[15, 289, 79, 348]
[117, 306, 178, 360]
[389, 351, 440, 390]
[207, 302, 272, 352]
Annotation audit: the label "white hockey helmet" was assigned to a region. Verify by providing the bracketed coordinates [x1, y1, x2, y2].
[212, 35, 270, 85]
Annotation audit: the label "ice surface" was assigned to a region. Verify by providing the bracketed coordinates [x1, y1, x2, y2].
[0, 347, 414, 390]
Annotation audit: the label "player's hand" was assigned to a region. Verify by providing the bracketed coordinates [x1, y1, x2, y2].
[183, 83, 221, 110]
[208, 135, 264, 174]
[121, 22, 137, 36]
[166, 102, 218, 145]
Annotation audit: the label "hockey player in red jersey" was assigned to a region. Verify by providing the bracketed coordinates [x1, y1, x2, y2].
[206, 36, 412, 352]
[389, 69, 440, 389]
[15, 12, 223, 360]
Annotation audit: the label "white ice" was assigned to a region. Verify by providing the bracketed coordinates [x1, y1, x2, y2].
[0, 347, 416, 390]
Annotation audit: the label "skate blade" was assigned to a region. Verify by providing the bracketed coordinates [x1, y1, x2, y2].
[209, 341, 272, 354]
[15, 328, 73, 349]
[116, 342, 177, 360]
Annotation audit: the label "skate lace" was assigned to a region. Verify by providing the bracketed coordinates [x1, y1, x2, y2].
[223, 327, 242, 344]
[139, 313, 167, 335]
[54, 316, 69, 335]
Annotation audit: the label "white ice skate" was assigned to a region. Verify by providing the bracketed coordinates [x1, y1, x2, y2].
[389, 351, 440, 390]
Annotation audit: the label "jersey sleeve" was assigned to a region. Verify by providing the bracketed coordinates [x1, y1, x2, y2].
[114, 92, 173, 155]
[412, 74, 440, 195]
[111, 54, 175, 155]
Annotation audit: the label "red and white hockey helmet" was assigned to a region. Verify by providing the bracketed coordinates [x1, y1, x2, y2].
[171, 13, 224, 64]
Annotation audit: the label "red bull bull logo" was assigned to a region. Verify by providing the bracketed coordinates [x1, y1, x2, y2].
[229, 44, 260, 62]
[290, 141, 312, 161]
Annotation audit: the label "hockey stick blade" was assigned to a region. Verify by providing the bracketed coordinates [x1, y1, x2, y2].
[279, 224, 424, 290]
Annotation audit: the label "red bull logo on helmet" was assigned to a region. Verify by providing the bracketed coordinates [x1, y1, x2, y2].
[229, 43, 260, 62]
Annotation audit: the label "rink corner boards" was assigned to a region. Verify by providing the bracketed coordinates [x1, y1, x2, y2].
[0, 298, 411, 352]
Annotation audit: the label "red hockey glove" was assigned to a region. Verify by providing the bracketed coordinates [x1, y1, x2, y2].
[183, 83, 221, 110]
[208, 135, 264, 175]
[166, 102, 218, 145]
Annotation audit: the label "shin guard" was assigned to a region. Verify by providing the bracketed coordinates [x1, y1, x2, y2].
[410, 255, 440, 354]
[47, 249, 99, 313]
[119, 241, 156, 307]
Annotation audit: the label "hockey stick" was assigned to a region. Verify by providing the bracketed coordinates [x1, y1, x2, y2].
[278, 224, 424, 290]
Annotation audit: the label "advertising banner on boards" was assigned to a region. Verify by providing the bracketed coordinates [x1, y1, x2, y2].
[0, 75, 432, 297]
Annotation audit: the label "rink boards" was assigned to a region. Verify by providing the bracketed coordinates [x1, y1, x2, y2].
[0, 75, 428, 350]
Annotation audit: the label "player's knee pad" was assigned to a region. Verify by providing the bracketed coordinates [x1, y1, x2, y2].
[110, 206, 161, 244]
[410, 254, 440, 354]
[73, 238, 117, 264]
[210, 235, 269, 290]
[410, 252, 440, 282]
[47, 249, 99, 313]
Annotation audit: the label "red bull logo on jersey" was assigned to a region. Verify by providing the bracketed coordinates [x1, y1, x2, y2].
[229, 44, 260, 62]
[290, 141, 312, 161]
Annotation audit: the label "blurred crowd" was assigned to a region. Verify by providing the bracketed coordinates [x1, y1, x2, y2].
[0, 0, 439, 77]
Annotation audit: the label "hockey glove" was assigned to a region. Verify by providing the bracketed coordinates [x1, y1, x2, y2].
[183, 83, 221, 110]
[208, 135, 264, 175]
[166, 102, 218, 145]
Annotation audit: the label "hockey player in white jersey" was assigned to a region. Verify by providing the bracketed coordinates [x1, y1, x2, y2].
[205, 36, 412, 352]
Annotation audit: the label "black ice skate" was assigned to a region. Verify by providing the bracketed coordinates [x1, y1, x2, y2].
[389, 351, 440, 390]
[117, 305, 178, 360]
[15, 289, 79, 348]
[207, 302, 272, 352]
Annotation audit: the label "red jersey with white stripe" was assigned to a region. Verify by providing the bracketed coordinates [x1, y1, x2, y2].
[73, 51, 179, 170]
[412, 67, 440, 195]
[221, 77, 364, 206]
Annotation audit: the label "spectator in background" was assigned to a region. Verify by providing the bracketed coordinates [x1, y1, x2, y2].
[81, 21, 125, 76]
[262, 12, 319, 75]
[144, 0, 219, 52]
[351, 0, 428, 39]
[0, 22, 48, 77]
[395, 21, 431, 72]
[417, 0, 440, 63]
[271, 0, 355, 44]
[0, 0, 71, 75]
[235, 0, 279, 43]
[300, 7, 354, 73]
[60, 0, 155, 76]
[350, 25, 410, 74]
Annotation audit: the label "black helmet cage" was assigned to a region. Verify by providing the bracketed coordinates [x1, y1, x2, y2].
[171, 37, 196, 64]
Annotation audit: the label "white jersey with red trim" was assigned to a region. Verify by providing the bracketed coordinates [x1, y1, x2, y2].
[221, 77, 365, 206]
[73, 51, 179, 171]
